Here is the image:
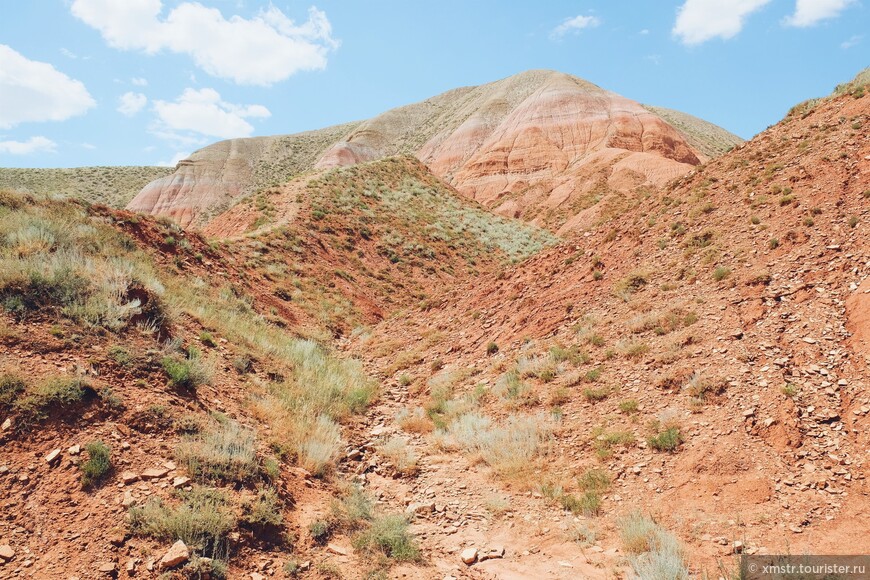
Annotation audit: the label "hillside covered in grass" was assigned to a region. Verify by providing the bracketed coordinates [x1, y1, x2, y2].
[0, 166, 172, 208]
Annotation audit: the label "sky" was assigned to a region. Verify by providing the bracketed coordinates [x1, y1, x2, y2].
[0, 0, 867, 168]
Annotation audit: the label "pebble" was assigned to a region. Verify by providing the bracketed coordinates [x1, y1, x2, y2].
[159, 540, 189, 569]
[460, 547, 478, 565]
[45, 449, 62, 465]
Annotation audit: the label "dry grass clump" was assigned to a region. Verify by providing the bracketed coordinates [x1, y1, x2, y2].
[618, 511, 690, 579]
[378, 436, 419, 476]
[130, 486, 236, 561]
[176, 419, 258, 483]
[446, 412, 553, 476]
[394, 406, 433, 434]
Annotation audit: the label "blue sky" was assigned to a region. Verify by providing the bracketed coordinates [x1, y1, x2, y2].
[0, 0, 866, 168]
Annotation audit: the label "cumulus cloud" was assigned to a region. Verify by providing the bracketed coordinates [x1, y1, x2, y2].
[118, 92, 148, 116]
[152, 88, 270, 141]
[71, 0, 338, 86]
[0, 136, 57, 155]
[673, 0, 771, 45]
[0, 44, 95, 129]
[784, 0, 856, 27]
[551, 15, 601, 39]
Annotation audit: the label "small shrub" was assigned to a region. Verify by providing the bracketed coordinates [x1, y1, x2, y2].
[0, 372, 26, 408]
[107, 345, 133, 367]
[486, 342, 499, 355]
[352, 515, 420, 562]
[768, 238, 780, 249]
[162, 350, 211, 389]
[430, 358, 443, 372]
[80, 440, 111, 488]
[712, 266, 731, 282]
[176, 420, 258, 483]
[578, 468, 611, 492]
[199, 332, 217, 347]
[297, 415, 342, 476]
[395, 406, 432, 434]
[782, 383, 798, 397]
[750, 215, 761, 225]
[560, 491, 602, 516]
[309, 519, 334, 544]
[619, 511, 689, 579]
[849, 216, 859, 228]
[618, 339, 649, 359]
[648, 427, 683, 452]
[378, 436, 419, 476]
[620, 511, 660, 554]
[619, 399, 639, 414]
[232, 355, 252, 374]
[130, 486, 235, 559]
[15, 376, 89, 424]
[583, 386, 610, 402]
[242, 487, 283, 530]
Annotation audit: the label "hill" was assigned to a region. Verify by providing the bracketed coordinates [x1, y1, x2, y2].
[128, 70, 742, 231]
[346, 69, 870, 575]
[0, 166, 171, 208]
[0, 68, 865, 579]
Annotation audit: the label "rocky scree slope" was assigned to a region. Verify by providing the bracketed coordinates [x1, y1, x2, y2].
[345, 73, 870, 574]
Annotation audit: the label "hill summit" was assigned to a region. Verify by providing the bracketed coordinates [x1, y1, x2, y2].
[128, 70, 742, 231]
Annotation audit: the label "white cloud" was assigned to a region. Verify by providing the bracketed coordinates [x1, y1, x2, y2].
[673, 0, 771, 45]
[152, 87, 270, 141]
[0, 136, 57, 155]
[0, 45, 95, 129]
[785, 0, 856, 27]
[156, 150, 190, 167]
[551, 15, 601, 39]
[640, 29, 650, 35]
[118, 91, 148, 116]
[81, 142, 97, 149]
[71, 0, 338, 86]
[131, 77, 148, 86]
[841, 34, 863, 49]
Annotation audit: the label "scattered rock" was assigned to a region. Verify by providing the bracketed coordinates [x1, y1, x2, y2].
[159, 540, 189, 569]
[0, 545, 14, 561]
[45, 449, 62, 465]
[326, 543, 350, 556]
[125, 559, 136, 575]
[1, 418, 11, 431]
[120, 471, 139, 485]
[408, 501, 436, 515]
[460, 547, 478, 565]
[732, 540, 744, 554]
[480, 546, 505, 561]
[251, 573, 266, 580]
[97, 562, 116, 575]
[141, 467, 170, 480]
[68, 444, 81, 455]
[172, 476, 191, 488]
[108, 529, 126, 547]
